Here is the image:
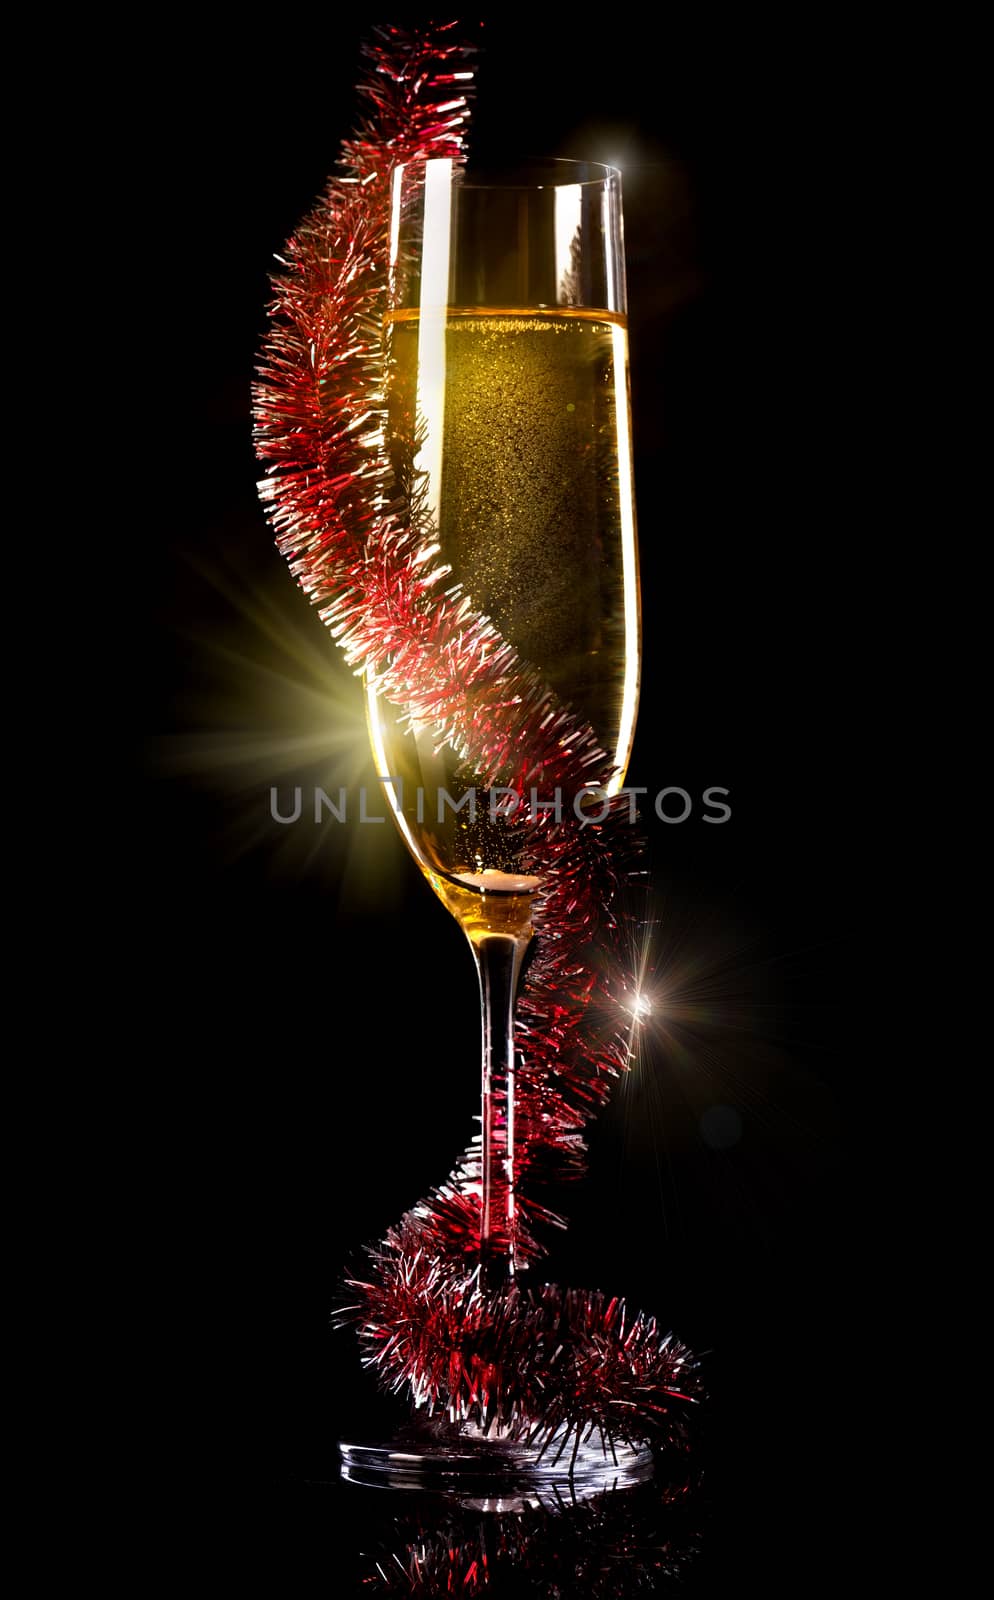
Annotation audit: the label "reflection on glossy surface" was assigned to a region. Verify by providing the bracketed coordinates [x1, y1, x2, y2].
[349, 1465, 701, 1596]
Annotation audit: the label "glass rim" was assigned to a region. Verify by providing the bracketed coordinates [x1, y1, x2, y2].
[454, 157, 621, 191]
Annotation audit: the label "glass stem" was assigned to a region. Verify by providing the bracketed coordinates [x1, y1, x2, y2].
[471, 931, 530, 1293]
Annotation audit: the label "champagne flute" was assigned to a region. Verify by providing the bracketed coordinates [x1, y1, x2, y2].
[367, 158, 641, 1296]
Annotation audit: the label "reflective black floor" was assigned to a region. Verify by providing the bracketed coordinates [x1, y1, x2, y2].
[264, 1459, 705, 1596]
[219, 1382, 853, 1598]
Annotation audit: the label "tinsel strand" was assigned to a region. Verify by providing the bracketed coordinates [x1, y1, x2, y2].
[253, 20, 700, 1452]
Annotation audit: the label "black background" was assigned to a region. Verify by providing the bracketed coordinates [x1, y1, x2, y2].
[129, 11, 869, 1590]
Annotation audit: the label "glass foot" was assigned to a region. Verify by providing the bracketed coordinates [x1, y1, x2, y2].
[339, 1420, 655, 1506]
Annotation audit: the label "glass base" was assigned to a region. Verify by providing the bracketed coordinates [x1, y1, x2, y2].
[339, 1420, 655, 1507]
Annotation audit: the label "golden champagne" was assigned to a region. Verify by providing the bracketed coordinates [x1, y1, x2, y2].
[367, 307, 641, 938]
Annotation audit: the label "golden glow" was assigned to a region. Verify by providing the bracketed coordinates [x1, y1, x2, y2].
[609, 319, 640, 793]
[145, 545, 404, 900]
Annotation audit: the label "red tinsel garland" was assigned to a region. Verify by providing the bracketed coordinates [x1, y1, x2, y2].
[253, 20, 699, 1452]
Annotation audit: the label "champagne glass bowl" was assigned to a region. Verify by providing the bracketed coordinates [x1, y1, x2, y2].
[344, 157, 644, 1488]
